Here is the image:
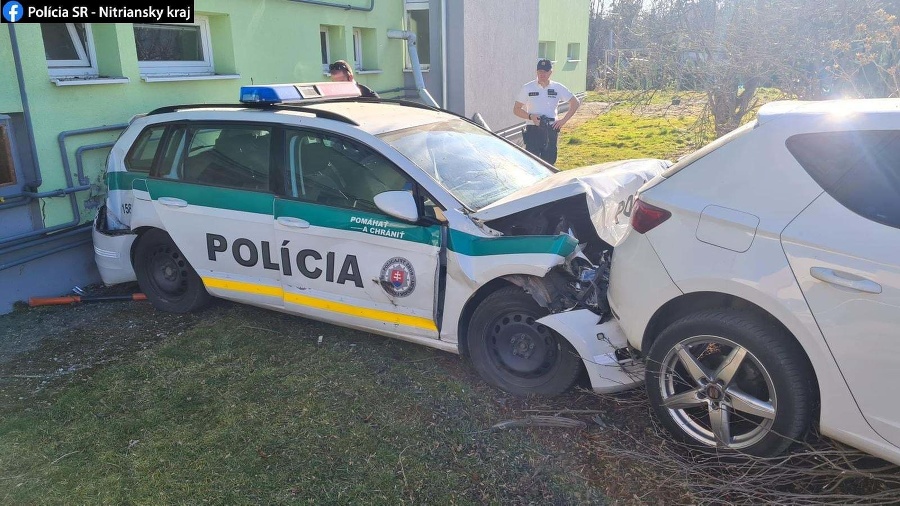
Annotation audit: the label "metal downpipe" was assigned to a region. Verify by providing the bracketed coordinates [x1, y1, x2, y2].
[0, 140, 117, 247]
[60, 126, 127, 185]
[285, 0, 374, 11]
[386, 30, 439, 108]
[4, 27, 124, 241]
[8, 24, 41, 190]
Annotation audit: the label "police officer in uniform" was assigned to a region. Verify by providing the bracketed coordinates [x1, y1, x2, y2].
[329, 60, 379, 98]
[513, 58, 580, 165]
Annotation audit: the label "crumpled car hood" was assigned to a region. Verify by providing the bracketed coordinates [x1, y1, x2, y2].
[471, 158, 670, 246]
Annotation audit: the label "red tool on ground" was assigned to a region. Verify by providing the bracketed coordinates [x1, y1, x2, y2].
[29, 293, 147, 307]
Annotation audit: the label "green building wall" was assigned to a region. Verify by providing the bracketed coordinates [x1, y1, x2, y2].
[1, 28, 23, 112]
[3, 0, 593, 233]
[3, 0, 408, 230]
[538, 0, 590, 94]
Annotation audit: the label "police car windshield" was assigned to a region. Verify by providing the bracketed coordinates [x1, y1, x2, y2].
[379, 119, 553, 210]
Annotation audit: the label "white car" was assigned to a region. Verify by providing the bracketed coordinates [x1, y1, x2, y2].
[608, 98, 900, 464]
[93, 81, 667, 397]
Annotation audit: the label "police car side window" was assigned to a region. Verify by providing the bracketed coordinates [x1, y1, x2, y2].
[158, 128, 187, 179]
[159, 125, 273, 192]
[125, 126, 166, 173]
[285, 130, 413, 213]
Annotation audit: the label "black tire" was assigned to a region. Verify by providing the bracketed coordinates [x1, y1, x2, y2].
[645, 309, 815, 457]
[467, 286, 582, 396]
[134, 229, 210, 313]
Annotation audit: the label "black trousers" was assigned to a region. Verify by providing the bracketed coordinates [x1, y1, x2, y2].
[523, 124, 559, 165]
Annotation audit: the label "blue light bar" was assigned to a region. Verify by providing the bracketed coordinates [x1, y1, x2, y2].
[239, 81, 361, 104]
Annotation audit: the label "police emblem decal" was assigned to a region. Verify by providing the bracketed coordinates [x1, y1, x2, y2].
[380, 257, 416, 297]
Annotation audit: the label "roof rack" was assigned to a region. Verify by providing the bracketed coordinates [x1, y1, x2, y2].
[146, 102, 360, 126]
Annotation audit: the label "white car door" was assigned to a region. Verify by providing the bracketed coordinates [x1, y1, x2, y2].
[273, 129, 442, 340]
[147, 123, 282, 309]
[781, 129, 900, 446]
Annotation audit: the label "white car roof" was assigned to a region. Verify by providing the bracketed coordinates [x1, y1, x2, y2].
[758, 98, 900, 124]
[305, 101, 452, 135]
[141, 100, 454, 137]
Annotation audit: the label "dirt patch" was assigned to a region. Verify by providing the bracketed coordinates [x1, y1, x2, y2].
[624, 97, 708, 119]
[564, 101, 613, 129]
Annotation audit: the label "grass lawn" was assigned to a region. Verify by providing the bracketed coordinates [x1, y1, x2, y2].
[556, 88, 791, 170]
[557, 110, 696, 169]
[0, 301, 609, 504]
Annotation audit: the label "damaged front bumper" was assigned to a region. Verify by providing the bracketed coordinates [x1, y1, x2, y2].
[92, 211, 137, 285]
[537, 309, 644, 393]
[504, 243, 642, 392]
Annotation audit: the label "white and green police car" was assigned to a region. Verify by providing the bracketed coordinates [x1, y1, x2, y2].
[93, 81, 666, 396]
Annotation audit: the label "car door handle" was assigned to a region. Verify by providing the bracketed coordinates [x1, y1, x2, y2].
[810, 267, 882, 294]
[276, 217, 310, 229]
[158, 197, 188, 208]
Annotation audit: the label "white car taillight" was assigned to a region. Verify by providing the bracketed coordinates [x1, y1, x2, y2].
[631, 198, 671, 234]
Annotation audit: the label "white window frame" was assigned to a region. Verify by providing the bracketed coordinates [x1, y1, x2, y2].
[567, 43, 581, 62]
[320, 27, 332, 73]
[45, 23, 99, 79]
[538, 41, 556, 63]
[352, 28, 363, 71]
[404, 4, 430, 71]
[136, 16, 214, 76]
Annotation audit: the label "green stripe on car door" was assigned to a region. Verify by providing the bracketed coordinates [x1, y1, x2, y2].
[275, 198, 442, 246]
[146, 179, 275, 215]
[135, 176, 575, 256]
[108, 171, 148, 191]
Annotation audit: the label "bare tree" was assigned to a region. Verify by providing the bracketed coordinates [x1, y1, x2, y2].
[589, 0, 900, 136]
[829, 6, 900, 98]
[652, 0, 830, 136]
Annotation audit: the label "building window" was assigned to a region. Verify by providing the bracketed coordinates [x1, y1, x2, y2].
[0, 124, 15, 187]
[41, 23, 98, 78]
[352, 28, 363, 71]
[567, 43, 581, 62]
[538, 41, 556, 62]
[351, 27, 378, 71]
[405, 4, 430, 70]
[320, 27, 331, 73]
[134, 17, 214, 76]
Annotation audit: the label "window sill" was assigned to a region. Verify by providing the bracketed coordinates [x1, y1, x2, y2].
[321, 69, 383, 77]
[140, 74, 241, 83]
[403, 68, 430, 73]
[566, 59, 581, 63]
[51, 77, 130, 86]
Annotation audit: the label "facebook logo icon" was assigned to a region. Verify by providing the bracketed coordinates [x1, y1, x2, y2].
[3, 1, 24, 22]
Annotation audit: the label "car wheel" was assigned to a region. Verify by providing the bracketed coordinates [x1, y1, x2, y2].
[134, 229, 210, 313]
[646, 309, 814, 457]
[467, 286, 582, 396]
